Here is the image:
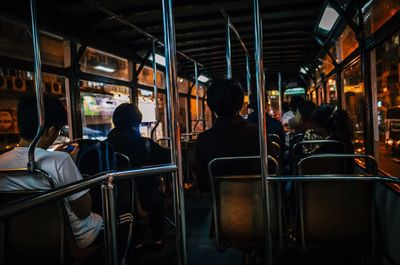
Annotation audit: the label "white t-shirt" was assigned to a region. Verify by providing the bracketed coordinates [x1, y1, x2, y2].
[281, 110, 295, 126]
[0, 147, 103, 249]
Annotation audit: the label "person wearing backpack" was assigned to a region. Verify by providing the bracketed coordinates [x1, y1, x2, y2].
[107, 103, 170, 252]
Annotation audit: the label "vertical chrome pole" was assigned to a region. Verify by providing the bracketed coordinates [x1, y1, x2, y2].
[161, 0, 187, 264]
[28, 0, 45, 172]
[253, 0, 273, 264]
[226, 18, 232, 79]
[101, 178, 119, 265]
[195, 62, 200, 121]
[278, 72, 282, 119]
[152, 39, 159, 120]
[246, 54, 251, 100]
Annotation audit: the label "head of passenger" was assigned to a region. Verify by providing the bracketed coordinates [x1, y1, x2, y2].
[112, 103, 142, 131]
[206, 78, 244, 117]
[289, 96, 304, 113]
[18, 96, 67, 149]
[311, 105, 334, 136]
[282, 102, 290, 114]
[331, 109, 354, 151]
[298, 101, 316, 124]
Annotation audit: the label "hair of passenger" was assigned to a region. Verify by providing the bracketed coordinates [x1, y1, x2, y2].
[311, 104, 334, 130]
[17, 95, 67, 140]
[112, 103, 142, 129]
[206, 78, 244, 116]
[330, 109, 354, 144]
[289, 95, 304, 112]
[298, 100, 316, 122]
[282, 102, 290, 113]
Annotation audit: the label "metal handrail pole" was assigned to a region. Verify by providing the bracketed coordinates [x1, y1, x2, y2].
[151, 39, 160, 141]
[195, 62, 200, 121]
[253, 0, 273, 263]
[278, 72, 282, 119]
[246, 54, 251, 99]
[161, 0, 187, 264]
[218, 6, 251, 56]
[226, 17, 232, 79]
[28, 0, 45, 173]
[153, 39, 158, 121]
[101, 177, 119, 265]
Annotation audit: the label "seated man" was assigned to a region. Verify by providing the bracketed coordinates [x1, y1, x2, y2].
[193, 78, 276, 193]
[247, 93, 285, 151]
[107, 103, 169, 250]
[0, 96, 103, 250]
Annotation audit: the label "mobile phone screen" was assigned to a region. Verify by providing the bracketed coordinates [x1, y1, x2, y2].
[65, 145, 75, 152]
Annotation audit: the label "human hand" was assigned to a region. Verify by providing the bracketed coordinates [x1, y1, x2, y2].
[54, 143, 80, 161]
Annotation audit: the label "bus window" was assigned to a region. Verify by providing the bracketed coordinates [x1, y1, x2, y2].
[0, 69, 68, 152]
[80, 47, 129, 82]
[80, 82, 131, 140]
[371, 28, 400, 177]
[363, 0, 400, 37]
[343, 59, 365, 154]
[327, 76, 338, 105]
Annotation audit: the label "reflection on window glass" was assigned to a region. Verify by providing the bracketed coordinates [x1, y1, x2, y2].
[137, 89, 164, 139]
[179, 96, 188, 134]
[321, 54, 334, 76]
[81, 81, 131, 140]
[0, 68, 68, 152]
[333, 26, 359, 63]
[343, 60, 365, 154]
[177, 77, 189, 94]
[371, 29, 400, 177]
[267, 90, 280, 118]
[80, 47, 129, 81]
[0, 18, 65, 67]
[191, 97, 204, 133]
[137, 66, 165, 89]
[327, 76, 338, 105]
[364, 0, 400, 36]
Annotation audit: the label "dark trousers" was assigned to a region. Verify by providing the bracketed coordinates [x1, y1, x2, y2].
[132, 186, 165, 245]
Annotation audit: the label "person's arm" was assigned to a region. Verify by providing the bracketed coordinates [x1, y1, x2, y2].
[69, 193, 92, 219]
[57, 154, 93, 218]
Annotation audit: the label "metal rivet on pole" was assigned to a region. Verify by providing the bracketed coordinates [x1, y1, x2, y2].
[253, 0, 273, 264]
[226, 17, 232, 79]
[161, 0, 187, 264]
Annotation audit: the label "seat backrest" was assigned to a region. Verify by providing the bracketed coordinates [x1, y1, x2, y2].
[0, 191, 65, 265]
[76, 139, 116, 213]
[268, 134, 281, 146]
[76, 139, 116, 176]
[208, 156, 280, 249]
[297, 154, 377, 248]
[291, 140, 347, 174]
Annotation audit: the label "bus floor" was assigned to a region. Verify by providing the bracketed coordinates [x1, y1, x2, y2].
[183, 192, 382, 265]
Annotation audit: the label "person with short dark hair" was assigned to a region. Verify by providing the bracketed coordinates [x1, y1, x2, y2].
[107, 103, 169, 250]
[193, 78, 276, 192]
[294, 100, 317, 134]
[247, 93, 285, 152]
[0, 96, 103, 249]
[287, 96, 305, 131]
[302, 104, 335, 154]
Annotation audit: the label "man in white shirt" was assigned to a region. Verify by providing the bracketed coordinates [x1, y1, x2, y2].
[0, 96, 103, 249]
